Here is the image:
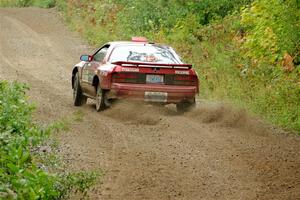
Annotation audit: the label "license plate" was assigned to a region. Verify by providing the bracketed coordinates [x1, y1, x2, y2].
[144, 92, 168, 102]
[146, 74, 164, 84]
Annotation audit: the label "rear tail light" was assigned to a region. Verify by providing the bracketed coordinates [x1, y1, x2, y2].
[112, 72, 198, 86]
[165, 74, 198, 86]
[112, 72, 145, 84]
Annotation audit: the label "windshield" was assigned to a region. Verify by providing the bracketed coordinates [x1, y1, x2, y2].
[109, 45, 181, 64]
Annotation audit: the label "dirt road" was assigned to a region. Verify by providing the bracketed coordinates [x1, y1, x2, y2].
[1, 8, 299, 200]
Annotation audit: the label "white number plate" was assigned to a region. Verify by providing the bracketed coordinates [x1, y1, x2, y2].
[144, 92, 168, 102]
[146, 74, 164, 84]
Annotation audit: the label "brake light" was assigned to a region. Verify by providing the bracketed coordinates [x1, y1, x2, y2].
[112, 72, 139, 83]
[165, 75, 198, 86]
[174, 75, 193, 81]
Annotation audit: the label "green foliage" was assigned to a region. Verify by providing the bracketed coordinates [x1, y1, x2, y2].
[0, 81, 99, 199]
[0, 0, 32, 7]
[0, 0, 55, 8]
[57, 171, 100, 198]
[190, 15, 300, 131]
[16, 0, 32, 7]
[117, 0, 187, 34]
[54, 0, 253, 45]
[243, 64, 300, 130]
[241, 0, 300, 63]
[116, 0, 252, 35]
[0, 81, 59, 199]
[33, 0, 56, 8]
[54, 0, 65, 11]
[238, 0, 300, 130]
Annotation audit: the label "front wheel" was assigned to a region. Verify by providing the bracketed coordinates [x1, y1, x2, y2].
[95, 86, 109, 112]
[176, 99, 196, 113]
[73, 73, 87, 106]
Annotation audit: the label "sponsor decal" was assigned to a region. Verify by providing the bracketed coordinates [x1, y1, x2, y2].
[121, 67, 139, 72]
[175, 70, 189, 75]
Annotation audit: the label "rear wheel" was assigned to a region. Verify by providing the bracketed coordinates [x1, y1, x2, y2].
[95, 86, 109, 112]
[176, 98, 196, 113]
[73, 73, 87, 106]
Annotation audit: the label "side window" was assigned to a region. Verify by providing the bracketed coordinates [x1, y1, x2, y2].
[93, 46, 109, 62]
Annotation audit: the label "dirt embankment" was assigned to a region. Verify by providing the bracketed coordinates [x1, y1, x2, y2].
[0, 8, 299, 200]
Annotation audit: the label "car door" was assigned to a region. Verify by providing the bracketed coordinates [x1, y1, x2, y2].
[81, 45, 110, 96]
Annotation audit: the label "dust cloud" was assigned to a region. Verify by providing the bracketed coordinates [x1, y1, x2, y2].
[103, 100, 274, 136]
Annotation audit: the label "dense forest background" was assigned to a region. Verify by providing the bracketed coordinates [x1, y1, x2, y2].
[1, 0, 300, 131]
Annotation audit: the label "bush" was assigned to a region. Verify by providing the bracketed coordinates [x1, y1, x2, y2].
[0, 81, 59, 199]
[0, 0, 32, 7]
[0, 0, 56, 8]
[0, 81, 99, 199]
[115, 0, 253, 36]
[33, 0, 56, 8]
[241, 0, 300, 64]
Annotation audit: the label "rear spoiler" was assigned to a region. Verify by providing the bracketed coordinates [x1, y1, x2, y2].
[112, 61, 192, 69]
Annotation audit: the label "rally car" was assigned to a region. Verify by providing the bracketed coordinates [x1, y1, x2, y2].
[71, 37, 199, 112]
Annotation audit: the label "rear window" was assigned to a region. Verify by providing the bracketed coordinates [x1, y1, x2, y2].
[109, 45, 181, 64]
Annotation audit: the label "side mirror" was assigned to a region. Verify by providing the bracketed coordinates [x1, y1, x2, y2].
[80, 55, 92, 62]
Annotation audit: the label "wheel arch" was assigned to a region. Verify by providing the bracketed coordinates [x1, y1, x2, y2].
[71, 67, 79, 88]
[92, 75, 100, 91]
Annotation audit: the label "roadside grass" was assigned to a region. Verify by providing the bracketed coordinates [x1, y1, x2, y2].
[0, 0, 55, 8]
[32, 0, 55, 8]
[0, 81, 100, 199]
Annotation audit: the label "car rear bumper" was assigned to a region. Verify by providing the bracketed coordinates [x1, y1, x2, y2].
[108, 83, 197, 103]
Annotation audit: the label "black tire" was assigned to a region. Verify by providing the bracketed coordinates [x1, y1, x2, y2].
[73, 73, 87, 106]
[176, 99, 196, 113]
[95, 86, 109, 112]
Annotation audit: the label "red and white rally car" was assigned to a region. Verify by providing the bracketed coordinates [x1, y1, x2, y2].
[71, 37, 199, 112]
